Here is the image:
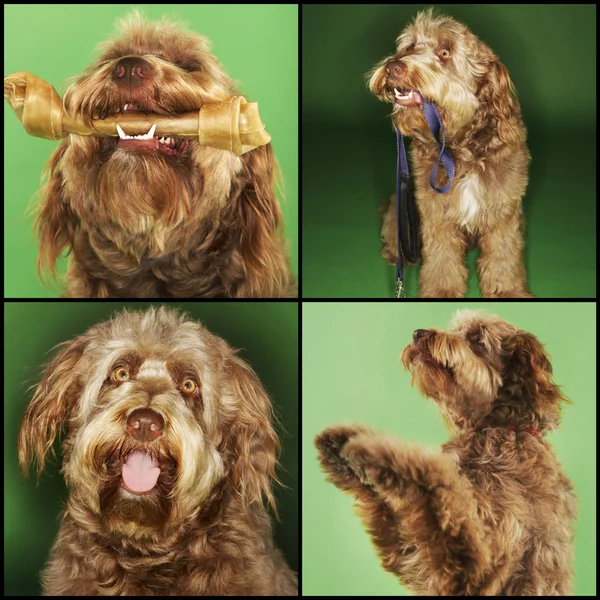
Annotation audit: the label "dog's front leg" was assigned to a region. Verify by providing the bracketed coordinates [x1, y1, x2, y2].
[341, 432, 492, 595]
[419, 225, 468, 298]
[477, 211, 532, 298]
[316, 426, 419, 584]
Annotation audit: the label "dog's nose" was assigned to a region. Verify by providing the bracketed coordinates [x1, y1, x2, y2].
[127, 408, 164, 442]
[413, 329, 430, 343]
[113, 57, 153, 89]
[385, 60, 407, 79]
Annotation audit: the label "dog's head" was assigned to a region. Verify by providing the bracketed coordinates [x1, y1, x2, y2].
[64, 10, 235, 157]
[36, 11, 249, 269]
[401, 310, 569, 432]
[35, 10, 284, 288]
[367, 9, 522, 142]
[18, 307, 280, 538]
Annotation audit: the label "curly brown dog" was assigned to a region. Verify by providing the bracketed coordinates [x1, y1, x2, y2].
[19, 307, 297, 595]
[35, 11, 294, 298]
[316, 311, 576, 595]
[369, 10, 531, 297]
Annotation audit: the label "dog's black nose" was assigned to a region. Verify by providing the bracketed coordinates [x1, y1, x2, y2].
[385, 60, 407, 80]
[413, 329, 430, 343]
[113, 57, 153, 89]
[127, 408, 164, 442]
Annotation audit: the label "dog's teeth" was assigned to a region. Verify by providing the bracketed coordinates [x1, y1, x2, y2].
[146, 124, 157, 138]
[116, 124, 128, 139]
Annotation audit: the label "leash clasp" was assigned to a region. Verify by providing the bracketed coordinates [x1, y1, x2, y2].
[395, 277, 406, 299]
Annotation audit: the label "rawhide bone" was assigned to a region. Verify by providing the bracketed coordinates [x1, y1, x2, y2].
[4, 71, 270, 156]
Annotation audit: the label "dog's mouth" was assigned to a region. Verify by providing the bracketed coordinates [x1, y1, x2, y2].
[414, 345, 455, 376]
[120, 450, 162, 495]
[114, 103, 189, 157]
[387, 88, 422, 107]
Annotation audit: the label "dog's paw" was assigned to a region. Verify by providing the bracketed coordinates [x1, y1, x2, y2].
[342, 434, 403, 493]
[483, 290, 533, 298]
[419, 289, 465, 299]
[315, 425, 370, 488]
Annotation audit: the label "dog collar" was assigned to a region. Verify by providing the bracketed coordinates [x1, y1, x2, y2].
[506, 425, 539, 436]
[394, 93, 455, 298]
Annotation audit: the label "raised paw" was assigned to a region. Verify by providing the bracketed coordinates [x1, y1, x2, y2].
[341, 434, 404, 494]
[315, 424, 370, 490]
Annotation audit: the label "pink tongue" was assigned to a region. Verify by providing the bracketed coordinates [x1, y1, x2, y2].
[122, 451, 160, 493]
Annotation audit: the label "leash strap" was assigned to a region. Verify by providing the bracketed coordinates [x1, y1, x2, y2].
[394, 96, 455, 298]
[395, 128, 418, 298]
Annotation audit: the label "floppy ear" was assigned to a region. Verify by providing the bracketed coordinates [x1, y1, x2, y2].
[232, 143, 294, 297]
[226, 356, 281, 517]
[505, 332, 571, 429]
[35, 142, 79, 280]
[18, 336, 85, 478]
[479, 60, 523, 146]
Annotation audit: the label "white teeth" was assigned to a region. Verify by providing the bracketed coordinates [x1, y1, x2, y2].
[394, 90, 413, 100]
[116, 123, 158, 140]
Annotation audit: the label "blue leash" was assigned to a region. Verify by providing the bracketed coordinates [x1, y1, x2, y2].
[394, 96, 455, 298]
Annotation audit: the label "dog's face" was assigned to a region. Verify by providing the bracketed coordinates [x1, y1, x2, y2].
[367, 9, 514, 138]
[18, 307, 279, 539]
[56, 11, 242, 235]
[401, 311, 566, 431]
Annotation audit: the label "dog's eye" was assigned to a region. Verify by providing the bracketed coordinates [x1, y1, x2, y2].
[180, 378, 198, 395]
[439, 48, 451, 60]
[467, 331, 484, 346]
[112, 367, 130, 383]
[180, 62, 202, 73]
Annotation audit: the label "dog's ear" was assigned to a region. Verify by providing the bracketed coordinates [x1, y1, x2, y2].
[35, 142, 79, 281]
[480, 60, 523, 146]
[226, 356, 280, 517]
[505, 331, 570, 429]
[232, 143, 294, 297]
[18, 336, 86, 478]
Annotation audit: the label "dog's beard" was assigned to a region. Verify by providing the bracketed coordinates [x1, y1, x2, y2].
[402, 335, 501, 425]
[98, 142, 200, 229]
[68, 135, 204, 237]
[62, 387, 226, 537]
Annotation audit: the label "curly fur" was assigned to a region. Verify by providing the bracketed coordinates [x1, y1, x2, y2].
[316, 311, 576, 596]
[35, 11, 295, 298]
[18, 307, 297, 595]
[368, 9, 531, 297]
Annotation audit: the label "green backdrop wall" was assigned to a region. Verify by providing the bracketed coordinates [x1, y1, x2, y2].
[302, 4, 596, 298]
[4, 301, 298, 595]
[4, 3, 298, 297]
[302, 301, 596, 595]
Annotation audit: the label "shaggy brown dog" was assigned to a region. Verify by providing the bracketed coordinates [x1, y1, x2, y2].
[369, 10, 531, 297]
[35, 11, 294, 298]
[316, 311, 576, 595]
[18, 307, 297, 595]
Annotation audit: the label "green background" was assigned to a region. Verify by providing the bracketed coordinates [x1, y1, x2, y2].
[4, 4, 298, 298]
[4, 301, 298, 595]
[302, 4, 596, 298]
[302, 302, 596, 595]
